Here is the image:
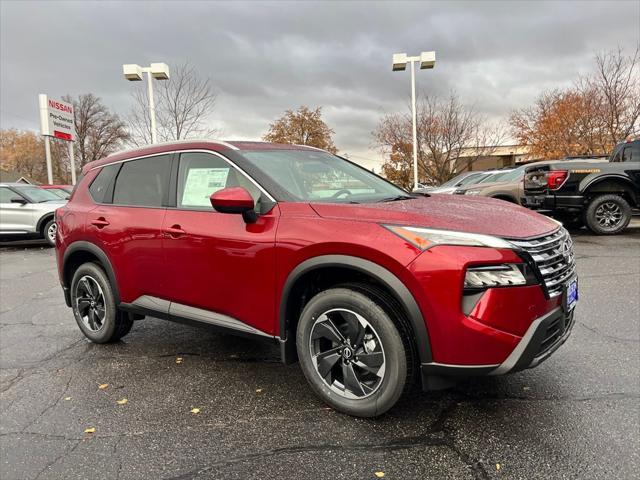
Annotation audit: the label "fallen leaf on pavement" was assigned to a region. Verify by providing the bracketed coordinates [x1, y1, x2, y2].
[176, 357, 183, 364]
[98, 383, 109, 390]
[374, 472, 385, 478]
[496, 463, 502, 471]
[523, 386, 531, 391]
[84, 427, 96, 434]
[190, 408, 201, 414]
[256, 388, 264, 394]
[64, 397, 72, 401]
[116, 398, 128, 405]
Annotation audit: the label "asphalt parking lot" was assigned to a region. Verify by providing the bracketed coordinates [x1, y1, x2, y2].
[1, 223, 638, 480]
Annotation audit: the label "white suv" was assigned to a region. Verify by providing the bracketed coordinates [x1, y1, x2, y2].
[0, 183, 67, 246]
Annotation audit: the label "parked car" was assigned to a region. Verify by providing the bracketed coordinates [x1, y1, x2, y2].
[424, 171, 494, 194]
[453, 166, 526, 203]
[56, 140, 577, 417]
[523, 138, 639, 234]
[40, 184, 73, 199]
[0, 183, 66, 246]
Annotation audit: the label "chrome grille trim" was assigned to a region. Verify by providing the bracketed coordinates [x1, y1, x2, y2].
[509, 227, 576, 298]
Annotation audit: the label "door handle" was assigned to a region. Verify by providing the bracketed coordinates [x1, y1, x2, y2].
[164, 224, 186, 238]
[91, 217, 110, 228]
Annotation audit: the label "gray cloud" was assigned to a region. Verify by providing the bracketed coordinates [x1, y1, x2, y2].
[1, 0, 638, 169]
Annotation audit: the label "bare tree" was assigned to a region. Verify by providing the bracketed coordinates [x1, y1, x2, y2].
[585, 46, 640, 144]
[63, 94, 130, 170]
[128, 62, 218, 145]
[374, 92, 505, 188]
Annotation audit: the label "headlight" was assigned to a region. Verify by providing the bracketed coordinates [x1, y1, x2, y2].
[464, 189, 482, 195]
[384, 225, 513, 250]
[464, 264, 526, 288]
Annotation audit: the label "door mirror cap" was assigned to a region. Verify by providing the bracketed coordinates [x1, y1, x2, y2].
[10, 197, 27, 205]
[210, 187, 257, 223]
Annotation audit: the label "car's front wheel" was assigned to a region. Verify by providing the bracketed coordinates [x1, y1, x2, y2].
[296, 287, 409, 417]
[70, 263, 133, 343]
[43, 219, 57, 247]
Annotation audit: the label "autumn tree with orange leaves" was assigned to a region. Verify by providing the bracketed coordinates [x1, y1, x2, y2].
[511, 47, 639, 160]
[263, 106, 338, 153]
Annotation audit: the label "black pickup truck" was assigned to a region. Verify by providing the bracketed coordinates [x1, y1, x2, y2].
[522, 138, 639, 234]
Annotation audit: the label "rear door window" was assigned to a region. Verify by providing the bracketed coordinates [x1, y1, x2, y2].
[113, 155, 172, 207]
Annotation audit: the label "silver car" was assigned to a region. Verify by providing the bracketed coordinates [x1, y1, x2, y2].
[0, 183, 67, 246]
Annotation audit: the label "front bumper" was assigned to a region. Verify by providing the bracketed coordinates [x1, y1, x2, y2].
[420, 306, 574, 389]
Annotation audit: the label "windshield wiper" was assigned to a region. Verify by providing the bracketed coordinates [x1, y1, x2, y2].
[376, 195, 416, 203]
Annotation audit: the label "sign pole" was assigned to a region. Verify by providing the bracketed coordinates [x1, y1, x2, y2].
[68, 141, 76, 185]
[44, 136, 53, 185]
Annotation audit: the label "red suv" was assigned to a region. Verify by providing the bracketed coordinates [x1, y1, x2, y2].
[56, 140, 577, 417]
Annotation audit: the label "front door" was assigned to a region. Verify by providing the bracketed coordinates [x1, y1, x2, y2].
[0, 187, 34, 233]
[161, 151, 279, 335]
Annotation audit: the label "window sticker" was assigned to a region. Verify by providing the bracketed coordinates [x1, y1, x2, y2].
[181, 167, 230, 206]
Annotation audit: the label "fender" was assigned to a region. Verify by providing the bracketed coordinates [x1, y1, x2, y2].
[62, 241, 121, 305]
[279, 254, 432, 364]
[36, 212, 55, 233]
[579, 173, 637, 195]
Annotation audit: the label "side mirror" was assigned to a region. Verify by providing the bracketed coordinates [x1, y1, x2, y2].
[210, 187, 257, 223]
[10, 197, 27, 205]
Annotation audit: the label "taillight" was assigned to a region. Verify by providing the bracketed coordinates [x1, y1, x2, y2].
[547, 170, 568, 190]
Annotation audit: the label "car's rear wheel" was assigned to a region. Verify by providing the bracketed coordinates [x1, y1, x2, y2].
[296, 287, 409, 417]
[70, 263, 133, 343]
[43, 219, 57, 247]
[584, 194, 632, 235]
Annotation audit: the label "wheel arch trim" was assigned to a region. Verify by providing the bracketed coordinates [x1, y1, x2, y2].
[279, 254, 432, 363]
[36, 213, 55, 233]
[62, 241, 121, 305]
[580, 174, 637, 198]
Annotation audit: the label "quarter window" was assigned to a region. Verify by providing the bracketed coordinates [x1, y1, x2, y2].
[177, 152, 261, 209]
[89, 163, 121, 203]
[113, 155, 171, 207]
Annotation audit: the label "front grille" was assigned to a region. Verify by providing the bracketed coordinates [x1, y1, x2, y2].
[509, 227, 576, 297]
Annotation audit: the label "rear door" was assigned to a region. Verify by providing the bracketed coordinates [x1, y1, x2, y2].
[0, 187, 35, 232]
[87, 154, 172, 303]
[161, 151, 279, 335]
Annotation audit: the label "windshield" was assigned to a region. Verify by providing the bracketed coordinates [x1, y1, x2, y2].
[477, 171, 509, 184]
[240, 150, 410, 203]
[439, 172, 471, 188]
[46, 188, 71, 199]
[14, 186, 62, 202]
[456, 173, 486, 186]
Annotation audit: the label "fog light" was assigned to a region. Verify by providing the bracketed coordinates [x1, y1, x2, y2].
[464, 264, 526, 288]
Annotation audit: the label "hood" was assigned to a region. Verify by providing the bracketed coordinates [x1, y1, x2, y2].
[310, 194, 558, 239]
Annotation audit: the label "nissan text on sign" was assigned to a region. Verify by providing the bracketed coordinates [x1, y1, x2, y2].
[39, 94, 75, 141]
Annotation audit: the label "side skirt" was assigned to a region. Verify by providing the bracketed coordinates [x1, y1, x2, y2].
[119, 295, 277, 345]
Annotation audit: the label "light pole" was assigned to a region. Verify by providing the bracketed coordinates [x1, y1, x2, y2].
[392, 51, 436, 191]
[122, 63, 170, 144]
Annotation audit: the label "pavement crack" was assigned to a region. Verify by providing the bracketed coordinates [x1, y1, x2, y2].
[578, 321, 639, 344]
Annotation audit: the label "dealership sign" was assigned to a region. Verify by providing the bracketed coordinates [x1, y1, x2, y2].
[39, 94, 75, 141]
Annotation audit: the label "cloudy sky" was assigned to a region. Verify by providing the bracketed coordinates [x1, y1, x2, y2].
[1, 0, 638, 169]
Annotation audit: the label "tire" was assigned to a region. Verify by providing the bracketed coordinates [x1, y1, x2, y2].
[584, 194, 632, 235]
[42, 219, 57, 247]
[70, 263, 133, 343]
[296, 287, 409, 417]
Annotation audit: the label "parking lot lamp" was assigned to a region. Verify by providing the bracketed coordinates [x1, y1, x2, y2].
[122, 63, 170, 144]
[392, 52, 436, 191]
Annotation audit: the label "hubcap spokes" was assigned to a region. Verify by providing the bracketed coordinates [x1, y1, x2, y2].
[47, 223, 57, 242]
[595, 202, 622, 228]
[309, 308, 386, 399]
[75, 276, 106, 332]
